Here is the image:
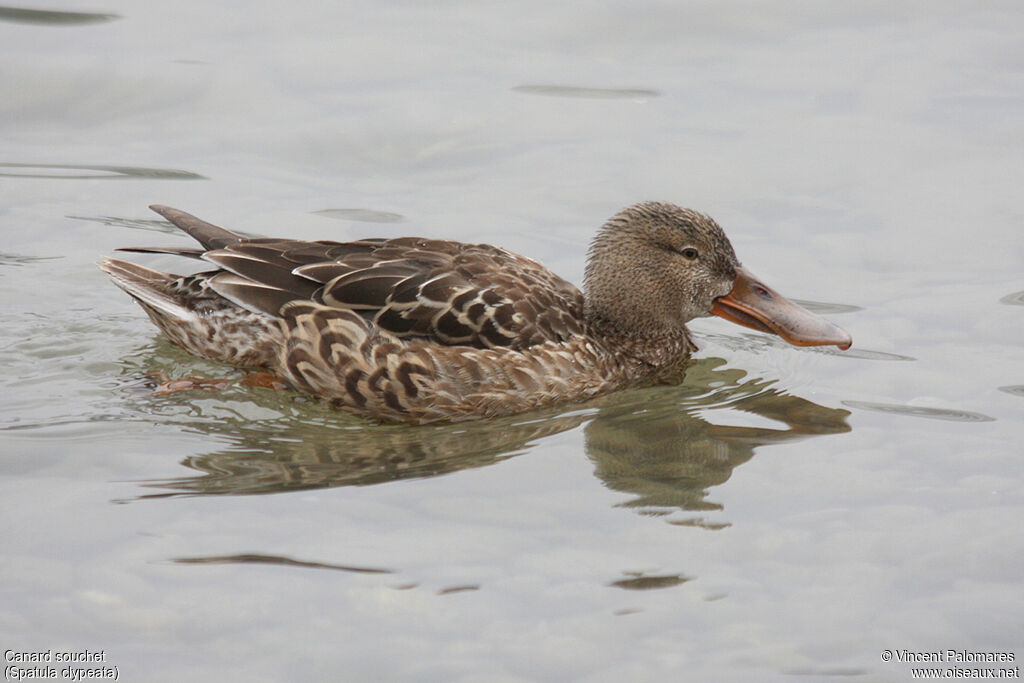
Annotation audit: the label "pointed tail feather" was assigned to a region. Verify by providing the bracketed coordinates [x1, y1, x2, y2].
[148, 205, 243, 250]
[116, 245, 206, 258]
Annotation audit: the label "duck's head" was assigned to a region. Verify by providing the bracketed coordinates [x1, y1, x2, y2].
[583, 202, 852, 350]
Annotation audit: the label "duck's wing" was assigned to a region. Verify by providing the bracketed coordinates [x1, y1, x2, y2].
[126, 206, 585, 350]
[299, 237, 585, 349]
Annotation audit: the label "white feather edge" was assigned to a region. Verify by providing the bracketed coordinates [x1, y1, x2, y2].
[98, 258, 196, 323]
[207, 272, 284, 317]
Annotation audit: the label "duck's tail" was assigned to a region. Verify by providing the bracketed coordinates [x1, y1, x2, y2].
[148, 204, 242, 249]
[99, 257, 282, 368]
[116, 205, 244, 258]
[98, 257, 194, 323]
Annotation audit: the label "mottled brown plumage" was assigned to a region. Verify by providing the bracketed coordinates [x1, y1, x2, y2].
[100, 202, 851, 423]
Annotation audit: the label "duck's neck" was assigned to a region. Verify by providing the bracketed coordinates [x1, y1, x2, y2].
[583, 226, 699, 367]
[583, 310, 696, 370]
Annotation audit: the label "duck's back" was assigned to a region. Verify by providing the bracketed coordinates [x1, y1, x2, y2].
[183, 235, 585, 351]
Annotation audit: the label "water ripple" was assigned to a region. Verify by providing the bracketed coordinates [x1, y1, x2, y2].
[610, 572, 691, 591]
[0, 163, 205, 180]
[834, 348, 916, 361]
[173, 553, 394, 574]
[68, 214, 183, 234]
[791, 298, 863, 314]
[998, 385, 1024, 398]
[437, 585, 480, 595]
[0, 252, 62, 267]
[698, 330, 914, 360]
[999, 290, 1024, 305]
[842, 400, 995, 422]
[513, 84, 660, 99]
[0, 6, 118, 25]
[313, 208, 405, 223]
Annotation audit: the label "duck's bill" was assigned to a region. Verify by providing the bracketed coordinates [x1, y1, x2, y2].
[711, 266, 852, 350]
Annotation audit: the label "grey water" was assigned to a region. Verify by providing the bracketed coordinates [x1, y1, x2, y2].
[2, 2, 1022, 681]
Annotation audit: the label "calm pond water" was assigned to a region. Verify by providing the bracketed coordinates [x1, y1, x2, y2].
[2, 2, 1022, 681]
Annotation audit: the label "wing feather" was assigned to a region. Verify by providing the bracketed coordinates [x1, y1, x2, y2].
[136, 205, 585, 350]
[209, 272, 301, 317]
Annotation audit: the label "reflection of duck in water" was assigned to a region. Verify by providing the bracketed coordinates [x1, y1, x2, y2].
[134, 358, 849, 515]
[102, 202, 851, 423]
[584, 359, 850, 522]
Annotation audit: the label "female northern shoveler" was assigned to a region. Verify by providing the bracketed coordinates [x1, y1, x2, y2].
[100, 202, 851, 423]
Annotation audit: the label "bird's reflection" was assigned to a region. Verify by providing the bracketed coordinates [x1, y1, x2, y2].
[584, 359, 850, 522]
[127, 356, 850, 521]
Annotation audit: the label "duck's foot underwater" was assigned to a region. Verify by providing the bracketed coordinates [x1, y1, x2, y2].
[141, 371, 289, 396]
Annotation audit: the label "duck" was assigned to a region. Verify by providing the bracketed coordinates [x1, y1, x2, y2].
[100, 202, 852, 423]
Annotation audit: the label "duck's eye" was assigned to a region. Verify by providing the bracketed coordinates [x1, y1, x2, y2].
[680, 247, 698, 260]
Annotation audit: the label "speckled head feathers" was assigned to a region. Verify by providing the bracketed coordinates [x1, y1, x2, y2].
[583, 202, 740, 341]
